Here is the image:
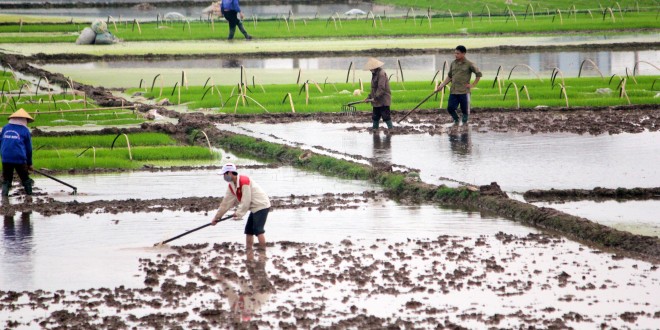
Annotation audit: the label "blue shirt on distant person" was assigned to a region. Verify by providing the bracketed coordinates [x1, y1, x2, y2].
[0, 123, 32, 165]
[221, 0, 241, 12]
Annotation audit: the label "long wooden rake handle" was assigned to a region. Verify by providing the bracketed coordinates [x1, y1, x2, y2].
[396, 91, 438, 123]
[154, 215, 232, 247]
[33, 169, 77, 194]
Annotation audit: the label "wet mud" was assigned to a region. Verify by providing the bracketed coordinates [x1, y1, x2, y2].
[524, 187, 660, 202]
[1, 236, 658, 329]
[0, 191, 380, 217]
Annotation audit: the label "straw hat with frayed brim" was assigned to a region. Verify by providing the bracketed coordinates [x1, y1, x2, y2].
[364, 58, 384, 70]
[8, 108, 34, 122]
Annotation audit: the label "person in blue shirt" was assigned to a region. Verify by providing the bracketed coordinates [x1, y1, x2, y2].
[1, 109, 34, 196]
[219, 0, 252, 40]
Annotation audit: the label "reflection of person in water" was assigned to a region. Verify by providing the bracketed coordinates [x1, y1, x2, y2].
[3, 212, 33, 249]
[2, 212, 34, 288]
[217, 251, 274, 323]
[448, 130, 472, 158]
[371, 132, 392, 170]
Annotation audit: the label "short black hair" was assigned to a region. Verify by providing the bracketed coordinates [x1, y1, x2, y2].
[455, 45, 467, 53]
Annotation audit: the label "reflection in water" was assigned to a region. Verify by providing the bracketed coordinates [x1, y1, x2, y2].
[448, 129, 472, 159]
[2, 212, 34, 288]
[217, 250, 274, 323]
[74, 50, 659, 77]
[372, 132, 392, 169]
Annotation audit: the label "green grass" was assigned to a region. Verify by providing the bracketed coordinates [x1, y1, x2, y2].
[376, 0, 658, 13]
[0, 11, 658, 43]
[126, 75, 660, 114]
[0, 91, 146, 127]
[33, 133, 177, 149]
[32, 133, 219, 170]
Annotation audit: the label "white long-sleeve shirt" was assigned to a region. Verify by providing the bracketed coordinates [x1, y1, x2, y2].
[216, 175, 271, 219]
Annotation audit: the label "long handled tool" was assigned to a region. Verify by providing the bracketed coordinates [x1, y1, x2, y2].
[153, 215, 232, 247]
[396, 91, 439, 123]
[341, 100, 366, 115]
[33, 169, 77, 195]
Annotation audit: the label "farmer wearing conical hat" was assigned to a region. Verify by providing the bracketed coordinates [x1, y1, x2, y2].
[212, 163, 271, 250]
[364, 57, 393, 130]
[1, 109, 34, 196]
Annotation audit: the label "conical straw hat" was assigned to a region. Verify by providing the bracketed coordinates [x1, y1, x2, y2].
[8, 108, 34, 122]
[364, 57, 384, 70]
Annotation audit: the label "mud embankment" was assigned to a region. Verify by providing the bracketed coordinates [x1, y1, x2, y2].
[524, 187, 660, 202]
[0, 191, 380, 217]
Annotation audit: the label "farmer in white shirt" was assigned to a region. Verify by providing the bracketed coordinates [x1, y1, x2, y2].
[212, 163, 271, 250]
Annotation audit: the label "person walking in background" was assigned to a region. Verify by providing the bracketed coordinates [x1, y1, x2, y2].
[220, 0, 252, 40]
[435, 45, 482, 125]
[364, 57, 393, 130]
[1, 109, 34, 197]
[212, 163, 271, 250]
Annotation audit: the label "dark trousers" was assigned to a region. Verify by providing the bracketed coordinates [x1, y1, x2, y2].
[372, 106, 391, 123]
[244, 208, 269, 235]
[447, 94, 470, 122]
[2, 163, 30, 187]
[222, 10, 250, 40]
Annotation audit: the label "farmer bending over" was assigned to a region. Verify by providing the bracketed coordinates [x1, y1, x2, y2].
[1, 109, 34, 197]
[435, 45, 482, 125]
[212, 163, 271, 250]
[364, 57, 393, 130]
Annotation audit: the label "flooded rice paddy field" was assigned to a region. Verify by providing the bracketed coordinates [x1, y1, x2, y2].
[1, 225, 658, 328]
[218, 122, 660, 192]
[1, 16, 659, 328]
[529, 200, 660, 238]
[40, 48, 660, 88]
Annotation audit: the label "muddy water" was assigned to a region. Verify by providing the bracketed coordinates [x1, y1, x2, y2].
[532, 200, 660, 237]
[40, 48, 659, 87]
[0, 2, 404, 20]
[0, 202, 529, 291]
[25, 167, 378, 203]
[219, 122, 660, 192]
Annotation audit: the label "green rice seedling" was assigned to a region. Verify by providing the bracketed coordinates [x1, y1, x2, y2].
[33, 133, 176, 149]
[503, 82, 521, 109]
[578, 59, 605, 79]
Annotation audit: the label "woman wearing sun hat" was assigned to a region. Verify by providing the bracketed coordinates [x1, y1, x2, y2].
[364, 57, 393, 130]
[1, 108, 34, 196]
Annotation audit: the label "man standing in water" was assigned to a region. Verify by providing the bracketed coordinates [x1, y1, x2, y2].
[1, 109, 34, 197]
[364, 57, 393, 131]
[212, 163, 271, 250]
[219, 0, 252, 40]
[435, 45, 482, 125]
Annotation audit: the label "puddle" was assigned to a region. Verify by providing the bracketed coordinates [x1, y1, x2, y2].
[40, 49, 660, 87]
[219, 122, 660, 192]
[0, 202, 531, 291]
[22, 166, 379, 203]
[531, 200, 660, 237]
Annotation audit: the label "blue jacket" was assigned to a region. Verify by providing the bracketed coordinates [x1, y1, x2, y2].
[221, 0, 241, 12]
[0, 123, 32, 165]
